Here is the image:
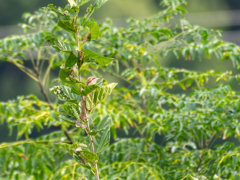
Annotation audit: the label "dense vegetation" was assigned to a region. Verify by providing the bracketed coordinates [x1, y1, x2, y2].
[1, 0, 240, 179]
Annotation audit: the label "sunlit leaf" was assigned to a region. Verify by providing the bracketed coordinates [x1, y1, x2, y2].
[86, 83, 117, 110]
[82, 49, 113, 66]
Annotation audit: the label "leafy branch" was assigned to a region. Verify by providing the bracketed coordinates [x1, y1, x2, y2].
[47, 1, 116, 179]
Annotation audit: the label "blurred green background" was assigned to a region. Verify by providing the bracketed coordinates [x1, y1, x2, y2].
[1, 0, 240, 143]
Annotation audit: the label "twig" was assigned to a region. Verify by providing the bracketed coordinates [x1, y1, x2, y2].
[196, 153, 204, 173]
[66, 131, 86, 166]
[64, 130, 74, 144]
[208, 133, 219, 149]
[196, 133, 215, 172]
[36, 70, 54, 110]
[33, 66, 74, 145]
[87, 121, 100, 180]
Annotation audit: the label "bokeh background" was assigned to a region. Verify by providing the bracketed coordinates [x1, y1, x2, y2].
[1, 0, 240, 143]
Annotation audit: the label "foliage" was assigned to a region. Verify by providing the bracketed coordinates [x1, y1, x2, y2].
[0, 0, 240, 179]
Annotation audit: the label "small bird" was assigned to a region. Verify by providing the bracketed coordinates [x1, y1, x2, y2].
[78, 76, 100, 124]
[85, 76, 99, 86]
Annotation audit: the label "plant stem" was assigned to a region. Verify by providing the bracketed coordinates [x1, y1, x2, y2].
[77, 36, 100, 180]
[76, 22, 99, 180]
[36, 71, 54, 110]
[65, 131, 86, 165]
[64, 130, 74, 144]
[196, 153, 203, 173]
[87, 121, 100, 180]
[196, 133, 215, 172]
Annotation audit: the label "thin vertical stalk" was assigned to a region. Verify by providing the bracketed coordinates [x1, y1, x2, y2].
[76, 20, 100, 179]
[196, 133, 216, 172]
[87, 121, 100, 180]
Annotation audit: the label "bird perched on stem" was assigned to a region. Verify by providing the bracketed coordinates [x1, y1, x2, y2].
[85, 76, 99, 86]
[78, 76, 99, 125]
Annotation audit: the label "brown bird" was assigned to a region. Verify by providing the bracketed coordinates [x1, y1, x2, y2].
[85, 76, 99, 86]
[78, 76, 99, 123]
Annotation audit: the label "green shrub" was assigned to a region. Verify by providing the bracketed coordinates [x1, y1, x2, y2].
[0, 0, 240, 179]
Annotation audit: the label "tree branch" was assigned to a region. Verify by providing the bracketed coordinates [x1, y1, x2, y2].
[33, 67, 74, 145]
[36, 71, 54, 110]
[87, 121, 100, 180]
[195, 153, 204, 173]
[77, 30, 100, 179]
[64, 130, 74, 144]
[196, 133, 215, 172]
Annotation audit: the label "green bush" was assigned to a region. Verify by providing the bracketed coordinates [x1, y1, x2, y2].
[0, 0, 240, 179]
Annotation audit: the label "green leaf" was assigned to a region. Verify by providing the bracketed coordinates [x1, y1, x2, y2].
[59, 106, 75, 125]
[65, 52, 78, 68]
[235, 99, 240, 111]
[201, 30, 208, 42]
[82, 49, 113, 66]
[71, 79, 103, 96]
[80, 0, 108, 26]
[50, 85, 81, 103]
[47, 4, 65, 16]
[59, 68, 78, 84]
[45, 36, 74, 52]
[86, 83, 117, 110]
[48, 4, 78, 18]
[68, 6, 79, 18]
[228, 77, 233, 90]
[213, 175, 221, 180]
[236, 74, 240, 84]
[87, 21, 99, 40]
[73, 153, 92, 169]
[9, 166, 15, 179]
[58, 104, 80, 125]
[78, 0, 91, 6]
[90, 127, 110, 154]
[186, 79, 194, 87]
[93, 0, 108, 9]
[95, 115, 112, 130]
[151, 32, 160, 41]
[58, 17, 76, 34]
[87, 115, 112, 135]
[178, 82, 186, 90]
[71, 106, 80, 120]
[56, 142, 87, 154]
[149, 39, 155, 46]
[188, 175, 198, 180]
[76, 150, 99, 164]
